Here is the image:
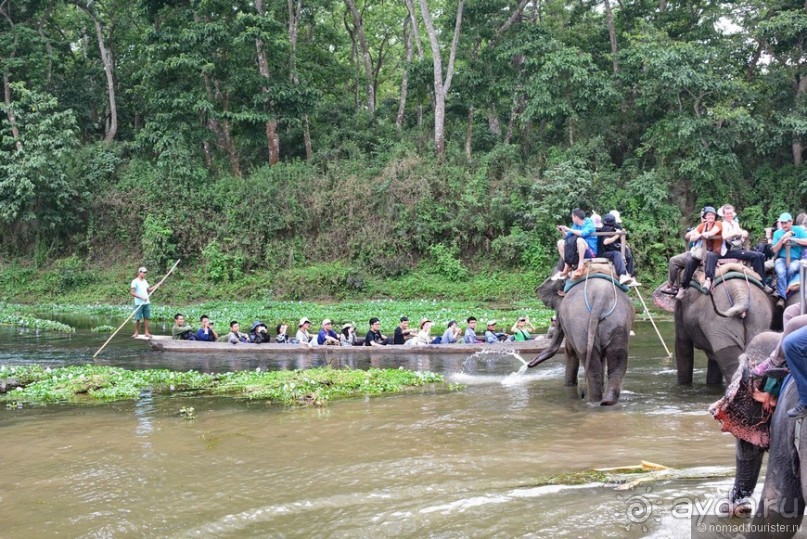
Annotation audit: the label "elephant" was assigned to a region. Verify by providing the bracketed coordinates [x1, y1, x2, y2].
[714, 331, 807, 538]
[528, 275, 634, 405]
[653, 274, 773, 386]
[709, 331, 781, 517]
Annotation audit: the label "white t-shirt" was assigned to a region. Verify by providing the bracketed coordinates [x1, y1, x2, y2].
[130, 278, 150, 305]
[296, 329, 311, 343]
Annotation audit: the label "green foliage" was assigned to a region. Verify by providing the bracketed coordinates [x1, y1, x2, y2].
[0, 303, 75, 332]
[4, 0, 807, 288]
[0, 85, 80, 251]
[142, 215, 177, 271]
[427, 244, 469, 282]
[0, 365, 454, 406]
[202, 240, 244, 283]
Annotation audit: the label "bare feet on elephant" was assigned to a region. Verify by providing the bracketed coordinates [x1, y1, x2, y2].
[571, 267, 586, 280]
[675, 287, 686, 300]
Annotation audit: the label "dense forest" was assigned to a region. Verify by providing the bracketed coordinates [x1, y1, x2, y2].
[1, 0, 807, 288]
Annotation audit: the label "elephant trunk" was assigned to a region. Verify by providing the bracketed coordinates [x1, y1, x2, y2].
[528, 323, 564, 368]
[714, 280, 751, 319]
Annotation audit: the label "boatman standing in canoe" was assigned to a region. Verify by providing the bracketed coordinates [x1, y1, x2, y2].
[130, 266, 156, 338]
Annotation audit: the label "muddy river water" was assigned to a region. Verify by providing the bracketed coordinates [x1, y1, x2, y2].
[0, 320, 793, 538]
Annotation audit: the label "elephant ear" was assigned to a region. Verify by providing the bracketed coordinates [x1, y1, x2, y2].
[535, 278, 563, 310]
[652, 285, 676, 313]
[709, 366, 770, 449]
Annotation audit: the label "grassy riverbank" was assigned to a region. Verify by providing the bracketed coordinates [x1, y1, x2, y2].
[0, 259, 548, 305]
[0, 365, 456, 406]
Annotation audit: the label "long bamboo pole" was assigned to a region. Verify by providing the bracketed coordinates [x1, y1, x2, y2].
[633, 286, 672, 358]
[93, 259, 181, 359]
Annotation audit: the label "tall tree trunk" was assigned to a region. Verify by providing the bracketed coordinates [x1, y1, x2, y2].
[303, 114, 313, 160]
[396, 17, 413, 130]
[75, 3, 118, 143]
[603, 0, 619, 74]
[344, 0, 375, 114]
[419, 0, 464, 159]
[203, 76, 241, 176]
[0, 4, 21, 151]
[465, 106, 473, 159]
[2, 69, 21, 151]
[92, 15, 117, 142]
[288, 0, 312, 160]
[256, 0, 280, 164]
[795, 74, 807, 166]
[487, 105, 501, 137]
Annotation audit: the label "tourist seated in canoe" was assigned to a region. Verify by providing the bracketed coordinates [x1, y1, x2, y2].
[250, 320, 271, 343]
[464, 317, 481, 343]
[171, 313, 196, 340]
[393, 316, 416, 344]
[340, 323, 358, 346]
[219, 320, 249, 344]
[365, 317, 390, 346]
[510, 316, 536, 341]
[442, 320, 461, 344]
[296, 318, 314, 344]
[275, 323, 290, 344]
[317, 319, 340, 345]
[409, 318, 435, 345]
[484, 320, 508, 343]
[195, 315, 218, 341]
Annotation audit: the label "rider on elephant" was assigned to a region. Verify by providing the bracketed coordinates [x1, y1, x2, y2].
[772, 212, 807, 301]
[597, 213, 638, 287]
[702, 205, 767, 289]
[675, 206, 723, 299]
[752, 304, 807, 379]
[551, 208, 598, 281]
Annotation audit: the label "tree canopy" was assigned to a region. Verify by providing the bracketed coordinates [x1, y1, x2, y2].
[1, 0, 806, 281]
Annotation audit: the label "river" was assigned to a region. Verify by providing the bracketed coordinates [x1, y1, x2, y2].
[0, 320, 795, 538]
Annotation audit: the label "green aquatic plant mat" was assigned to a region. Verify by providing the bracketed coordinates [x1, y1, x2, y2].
[0, 365, 459, 406]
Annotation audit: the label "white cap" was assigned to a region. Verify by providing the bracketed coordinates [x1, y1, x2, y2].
[298, 317, 311, 327]
[322, 319, 332, 326]
[138, 266, 148, 273]
[609, 210, 622, 224]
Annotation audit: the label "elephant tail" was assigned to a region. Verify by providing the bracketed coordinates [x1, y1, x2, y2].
[528, 322, 565, 368]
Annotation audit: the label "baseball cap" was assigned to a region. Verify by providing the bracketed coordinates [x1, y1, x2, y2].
[138, 267, 147, 273]
[298, 317, 311, 327]
[779, 212, 794, 223]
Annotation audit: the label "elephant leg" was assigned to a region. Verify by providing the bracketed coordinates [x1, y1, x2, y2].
[564, 342, 579, 387]
[729, 439, 765, 514]
[584, 349, 604, 404]
[712, 346, 742, 386]
[705, 354, 724, 386]
[602, 348, 628, 406]
[752, 385, 805, 538]
[675, 327, 695, 385]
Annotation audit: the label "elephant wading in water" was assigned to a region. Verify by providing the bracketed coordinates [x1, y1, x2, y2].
[654, 269, 773, 386]
[713, 331, 807, 538]
[529, 274, 634, 405]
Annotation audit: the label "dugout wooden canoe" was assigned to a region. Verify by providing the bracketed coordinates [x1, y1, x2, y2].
[142, 335, 553, 355]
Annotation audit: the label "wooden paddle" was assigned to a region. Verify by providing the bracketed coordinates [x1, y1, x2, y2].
[92, 259, 181, 359]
